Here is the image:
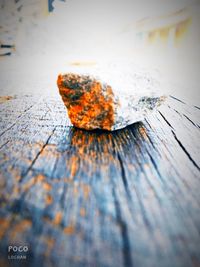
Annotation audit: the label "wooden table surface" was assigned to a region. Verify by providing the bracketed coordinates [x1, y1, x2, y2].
[0, 94, 200, 267]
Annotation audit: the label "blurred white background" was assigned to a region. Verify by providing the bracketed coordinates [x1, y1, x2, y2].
[0, 0, 200, 105]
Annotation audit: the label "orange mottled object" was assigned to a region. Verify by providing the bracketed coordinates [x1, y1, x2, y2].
[57, 73, 115, 130]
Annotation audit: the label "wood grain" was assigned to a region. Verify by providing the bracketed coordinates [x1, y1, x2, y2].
[0, 94, 200, 267]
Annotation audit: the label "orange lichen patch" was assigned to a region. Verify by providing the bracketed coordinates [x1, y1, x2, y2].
[57, 73, 115, 130]
[45, 194, 53, 205]
[80, 207, 86, 217]
[53, 212, 63, 225]
[63, 225, 75, 235]
[10, 219, 32, 240]
[42, 182, 52, 191]
[0, 217, 11, 239]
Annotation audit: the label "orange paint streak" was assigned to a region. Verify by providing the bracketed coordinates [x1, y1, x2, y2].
[42, 182, 52, 191]
[82, 184, 90, 200]
[139, 126, 148, 140]
[69, 156, 79, 179]
[53, 212, 63, 225]
[80, 207, 86, 217]
[11, 219, 32, 239]
[73, 186, 79, 196]
[0, 259, 8, 267]
[42, 237, 55, 257]
[0, 218, 11, 239]
[22, 174, 45, 192]
[63, 225, 75, 235]
[45, 194, 53, 205]
[36, 174, 45, 183]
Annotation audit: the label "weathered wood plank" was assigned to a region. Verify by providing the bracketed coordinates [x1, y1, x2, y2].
[0, 94, 200, 267]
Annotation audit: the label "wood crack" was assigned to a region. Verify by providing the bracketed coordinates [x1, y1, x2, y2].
[170, 95, 186, 104]
[158, 111, 200, 171]
[183, 114, 200, 128]
[117, 153, 129, 195]
[0, 140, 9, 150]
[171, 130, 200, 172]
[19, 126, 57, 180]
[0, 99, 38, 137]
[112, 187, 134, 267]
[159, 111, 174, 129]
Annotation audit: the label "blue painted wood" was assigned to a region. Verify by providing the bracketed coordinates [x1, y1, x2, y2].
[0, 95, 199, 267]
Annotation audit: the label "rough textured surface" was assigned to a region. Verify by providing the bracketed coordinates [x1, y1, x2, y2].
[57, 73, 165, 130]
[57, 73, 115, 130]
[0, 94, 200, 267]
